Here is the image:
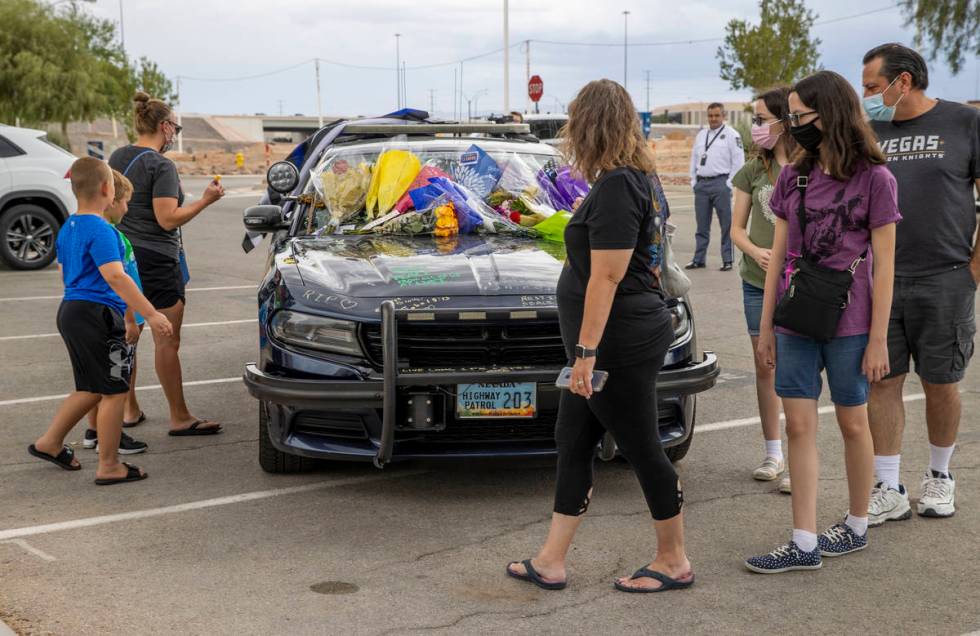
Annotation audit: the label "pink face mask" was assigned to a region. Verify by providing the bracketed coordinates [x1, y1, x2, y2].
[751, 122, 781, 150]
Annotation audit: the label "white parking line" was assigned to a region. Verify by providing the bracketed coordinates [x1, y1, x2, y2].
[696, 393, 926, 434]
[0, 285, 256, 302]
[0, 471, 427, 542]
[0, 319, 256, 342]
[0, 377, 241, 407]
[0, 539, 57, 561]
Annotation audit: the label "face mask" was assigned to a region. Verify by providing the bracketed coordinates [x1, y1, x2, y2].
[751, 122, 781, 150]
[789, 121, 823, 153]
[160, 131, 174, 154]
[862, 76, 904, 122]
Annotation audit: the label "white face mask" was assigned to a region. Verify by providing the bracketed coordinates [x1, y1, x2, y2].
[160, 122, 178, 153]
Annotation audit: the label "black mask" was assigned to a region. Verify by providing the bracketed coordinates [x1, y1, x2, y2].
[790, 121, 823, 153]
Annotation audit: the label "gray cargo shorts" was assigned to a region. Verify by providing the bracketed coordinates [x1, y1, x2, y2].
[887, 265, 977, 384]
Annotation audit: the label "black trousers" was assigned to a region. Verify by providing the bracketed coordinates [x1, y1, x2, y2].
[553, 324, 681, 520]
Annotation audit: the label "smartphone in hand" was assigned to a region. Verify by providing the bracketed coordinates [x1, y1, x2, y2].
[555, 367, 610, 392]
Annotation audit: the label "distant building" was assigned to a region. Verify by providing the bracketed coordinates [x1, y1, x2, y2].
[652, 101, 752, 128]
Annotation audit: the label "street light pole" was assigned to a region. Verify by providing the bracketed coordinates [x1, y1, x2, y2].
[119, 0, 125, 54]
[622, 10, 630, 90]
[503, 0, 510, 113]
[394, 33, 402, 110]
[315, 58, 324, 128]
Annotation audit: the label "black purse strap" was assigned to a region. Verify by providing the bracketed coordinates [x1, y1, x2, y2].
[793, 163, 866, 274]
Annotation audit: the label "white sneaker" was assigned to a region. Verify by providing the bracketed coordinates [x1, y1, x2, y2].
[778, 476, 791, 494]
[753, 457, 785, 481]
[918, 471, 955, 518]
[868, 482, 911, 527]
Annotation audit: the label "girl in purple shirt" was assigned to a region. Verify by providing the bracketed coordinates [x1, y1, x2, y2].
[746, 71, 901, 574]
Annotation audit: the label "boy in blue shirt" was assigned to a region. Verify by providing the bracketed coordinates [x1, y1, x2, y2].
[28, 157, 172, 485]
[81, 169, 149, 454]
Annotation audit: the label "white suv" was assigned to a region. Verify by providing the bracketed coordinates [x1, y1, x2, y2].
[0, 125, 77, 270]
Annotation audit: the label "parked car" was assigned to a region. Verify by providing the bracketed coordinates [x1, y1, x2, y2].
[242, 117, 719, 473]
[0, 125, 76, 270]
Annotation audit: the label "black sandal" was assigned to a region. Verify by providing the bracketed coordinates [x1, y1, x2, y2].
[28, 444, 81, 471]
[94, 462, 147, 485]
[506, 559, 567, 591]
[614, 567, 695, 593]
[123, 412, 146, 428]
[168, 420, 222, 436]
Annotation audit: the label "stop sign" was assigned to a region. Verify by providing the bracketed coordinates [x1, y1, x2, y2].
[528, 75, 543, 103]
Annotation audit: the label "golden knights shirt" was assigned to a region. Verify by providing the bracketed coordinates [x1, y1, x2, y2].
[871, 100, 980, 277]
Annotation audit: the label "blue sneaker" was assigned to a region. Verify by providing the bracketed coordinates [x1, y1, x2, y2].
[818, 522, 867, 557]
[745, 541, 822, 574]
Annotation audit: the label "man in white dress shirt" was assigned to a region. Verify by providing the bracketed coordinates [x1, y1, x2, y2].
[687, 103, 745, 271]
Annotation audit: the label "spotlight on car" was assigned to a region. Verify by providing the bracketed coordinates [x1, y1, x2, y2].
[267, 161, 300, 194]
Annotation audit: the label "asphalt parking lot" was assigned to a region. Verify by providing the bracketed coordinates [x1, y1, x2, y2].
[0, 176, 977, 635]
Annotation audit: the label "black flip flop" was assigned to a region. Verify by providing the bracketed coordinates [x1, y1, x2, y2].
[94, 462, 147, 486]
[506, 559, 567, 591]
[123, 412, 146, 428]
[168, 420, 222, 436]
[28, 444, 81, 471]
[614, 567, 695, 593]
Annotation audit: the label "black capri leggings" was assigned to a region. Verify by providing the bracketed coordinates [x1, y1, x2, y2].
[553, 329, 681, 521]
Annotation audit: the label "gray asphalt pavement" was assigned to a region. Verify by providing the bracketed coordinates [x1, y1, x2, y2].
[0, 177, 977, 635]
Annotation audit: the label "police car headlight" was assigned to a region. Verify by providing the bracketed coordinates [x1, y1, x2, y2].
[270, 311, 362, 356]
[670, 303, 691, 339]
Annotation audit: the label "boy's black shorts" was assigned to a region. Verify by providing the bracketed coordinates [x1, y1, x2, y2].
[57, 300, 132, 395]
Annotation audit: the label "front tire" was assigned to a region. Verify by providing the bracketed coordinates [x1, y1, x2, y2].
[258, 401, 317, 474]
[0, 205, 60, 270]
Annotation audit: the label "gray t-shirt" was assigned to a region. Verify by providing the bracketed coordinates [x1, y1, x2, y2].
[871, 100, 980, 277]
[108, 145, 185, 260]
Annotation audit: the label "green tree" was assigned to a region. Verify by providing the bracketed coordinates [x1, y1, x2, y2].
[899, 0, 980, 74]
[716, 0, 822, 92]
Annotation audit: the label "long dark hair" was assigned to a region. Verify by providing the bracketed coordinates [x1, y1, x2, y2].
[790, 71, 884, 180]
[753, 86, 798, 168]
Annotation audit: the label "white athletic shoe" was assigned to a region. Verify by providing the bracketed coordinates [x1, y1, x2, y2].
[867, 482, 911, 527]
[778, 476, 792, 494]
[753, 457, 785, 481]
[917, 471, 955, 519]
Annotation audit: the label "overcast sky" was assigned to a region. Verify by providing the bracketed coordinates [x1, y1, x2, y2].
[86, 0, 980, 118]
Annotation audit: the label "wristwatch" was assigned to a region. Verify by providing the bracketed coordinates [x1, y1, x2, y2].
[574, 344, 597, 359]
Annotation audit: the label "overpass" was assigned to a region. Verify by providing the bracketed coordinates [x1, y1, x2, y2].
[179, 113, 350, 144]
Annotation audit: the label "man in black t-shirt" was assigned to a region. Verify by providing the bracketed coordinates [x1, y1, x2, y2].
[860, 43, 980, 525]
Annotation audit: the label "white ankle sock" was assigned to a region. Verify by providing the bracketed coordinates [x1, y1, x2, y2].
[929, 444, 955, 477]
[792, 529, 817, 552]
[765, 439, 784, 461]
[845, 514, 868, 537]
[874, 454, 901, 491]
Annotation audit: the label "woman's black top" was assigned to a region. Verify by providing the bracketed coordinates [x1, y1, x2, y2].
[556, 166, 669, 368]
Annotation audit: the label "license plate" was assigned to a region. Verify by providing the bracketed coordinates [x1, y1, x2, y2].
[456, 382, 537, 419]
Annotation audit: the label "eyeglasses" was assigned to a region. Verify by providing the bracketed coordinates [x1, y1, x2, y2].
[751, 115, 779, 127]
[165, 120, 183, 135]
[785, 111, 819, 127]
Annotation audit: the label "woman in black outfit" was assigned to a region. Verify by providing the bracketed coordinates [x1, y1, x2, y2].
[506, 80, 693, 593]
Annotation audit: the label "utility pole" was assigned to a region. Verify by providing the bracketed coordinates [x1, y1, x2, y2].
[645, 70, 651, 113]
[394, 33, 402, 109]
[459, 62, 464, 122]
[622, 10, 630, 90]
[119, 0, 125, 55]
[315, 58, 324, 127]
[452, 68, 457, 120]
[402, 62, 407, 107]
[277, 99, 284, 116]
[525, 40, 531, 114]
[176, 76, 183, 153]
[503, 0, 510, 113]
[428, 88, 436, 115]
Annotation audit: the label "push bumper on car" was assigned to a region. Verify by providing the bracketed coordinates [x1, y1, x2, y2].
[243, 301, 720, 467]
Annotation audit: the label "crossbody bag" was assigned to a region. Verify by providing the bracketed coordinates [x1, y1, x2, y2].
[773, 165, 866, 343]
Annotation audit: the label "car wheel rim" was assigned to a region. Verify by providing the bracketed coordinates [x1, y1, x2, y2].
[6, 213, 54, 263]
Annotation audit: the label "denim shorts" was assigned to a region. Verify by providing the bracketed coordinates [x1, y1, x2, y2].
[742, 280, 764, 336]
[775, 333, 870, 406]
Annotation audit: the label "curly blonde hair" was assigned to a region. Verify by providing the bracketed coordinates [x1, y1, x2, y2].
[560, 79, 655, 183]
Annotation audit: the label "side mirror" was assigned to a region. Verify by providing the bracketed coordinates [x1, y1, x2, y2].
[243, 204, 288, 233]
[267, 161, 299, 194]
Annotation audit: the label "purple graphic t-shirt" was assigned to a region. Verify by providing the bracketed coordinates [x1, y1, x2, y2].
[770, 161, 901, 337]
